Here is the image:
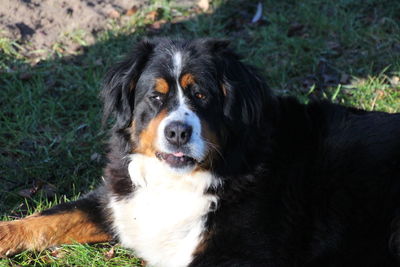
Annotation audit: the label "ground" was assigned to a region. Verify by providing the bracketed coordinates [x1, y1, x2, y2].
[0, 0, 201, 61]
[1, 0, 400, 266]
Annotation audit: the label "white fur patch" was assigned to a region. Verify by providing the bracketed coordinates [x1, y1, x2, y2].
[173, 52, 182, 78]
[109, 154, 220, 267]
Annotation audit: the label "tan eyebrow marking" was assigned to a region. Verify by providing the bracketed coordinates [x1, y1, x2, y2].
[154, 78, 169, 94]
[180, 73, 195, 89]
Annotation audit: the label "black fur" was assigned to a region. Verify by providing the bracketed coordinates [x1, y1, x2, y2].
[29, 38, 400, 266]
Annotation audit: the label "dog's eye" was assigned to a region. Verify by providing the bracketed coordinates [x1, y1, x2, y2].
[150, 94, 163, 103]
[195, 92, 206, 100]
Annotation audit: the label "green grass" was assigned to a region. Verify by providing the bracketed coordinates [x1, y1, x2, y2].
[2, 244, 143, 266]
[1, 0, 400, 265]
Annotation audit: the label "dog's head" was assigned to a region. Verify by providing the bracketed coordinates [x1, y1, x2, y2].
[102, 38, 270, 175]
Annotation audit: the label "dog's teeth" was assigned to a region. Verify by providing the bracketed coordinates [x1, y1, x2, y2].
[174, 152, 184, 157]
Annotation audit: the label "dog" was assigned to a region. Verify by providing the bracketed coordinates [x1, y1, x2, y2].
[1, 38, 400, 267]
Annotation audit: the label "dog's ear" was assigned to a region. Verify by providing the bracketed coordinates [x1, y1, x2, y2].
[221, 62, 268, 127]
[101, 40, 155, 128]
[203, 39, 269, 128]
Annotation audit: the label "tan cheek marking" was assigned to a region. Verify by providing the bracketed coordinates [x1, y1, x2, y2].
[155, 78, 169, 94]
[135, 110, 167, 156]
[180, 73, 195, 89]
[221, 84, 228, 96]
[0, 211, 111, 256]
[129, 120, 136, 147]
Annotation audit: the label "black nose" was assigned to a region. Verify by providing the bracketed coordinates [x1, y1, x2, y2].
[164, 121, 193, 146]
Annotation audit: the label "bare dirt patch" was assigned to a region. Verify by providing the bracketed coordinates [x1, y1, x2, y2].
[0, 0, 202, 61]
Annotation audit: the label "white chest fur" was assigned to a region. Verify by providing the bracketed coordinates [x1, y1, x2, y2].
[109, 155, 219, 267]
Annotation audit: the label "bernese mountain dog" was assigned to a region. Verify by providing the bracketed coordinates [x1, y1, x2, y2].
[1, 38, 400, 267]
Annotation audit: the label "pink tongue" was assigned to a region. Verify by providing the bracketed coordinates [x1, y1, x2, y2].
[173, 152, 184, 157]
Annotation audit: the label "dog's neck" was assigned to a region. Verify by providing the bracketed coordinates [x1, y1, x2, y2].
[109, 154, 220, 267]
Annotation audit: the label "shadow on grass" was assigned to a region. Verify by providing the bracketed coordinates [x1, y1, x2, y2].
[1, 0, 399, 218]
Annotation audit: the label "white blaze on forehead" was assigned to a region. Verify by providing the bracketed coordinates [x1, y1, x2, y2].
[177, 83, 185, 106]
[173, 52, 188, 109]
[172, 51, 185, 106]
[173, 51, 183, 78]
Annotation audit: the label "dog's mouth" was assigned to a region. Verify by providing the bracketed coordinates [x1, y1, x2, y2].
[155, 151, 197, 168]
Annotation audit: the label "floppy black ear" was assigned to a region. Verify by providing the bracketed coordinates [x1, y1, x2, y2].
[203, 39, 270, 128]
[101, 40, 155, 128]
[221, 61, 269, 127]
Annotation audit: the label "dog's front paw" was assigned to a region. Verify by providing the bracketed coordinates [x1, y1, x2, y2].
[0, 220, 27, 257]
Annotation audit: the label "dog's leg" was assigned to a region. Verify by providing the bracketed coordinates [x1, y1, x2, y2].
[0, 189, 112, 257]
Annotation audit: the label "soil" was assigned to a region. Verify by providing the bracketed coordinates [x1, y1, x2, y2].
[0, 0, 200, 60]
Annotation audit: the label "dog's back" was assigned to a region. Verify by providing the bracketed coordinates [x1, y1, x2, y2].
[192, 98, 400, 266]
